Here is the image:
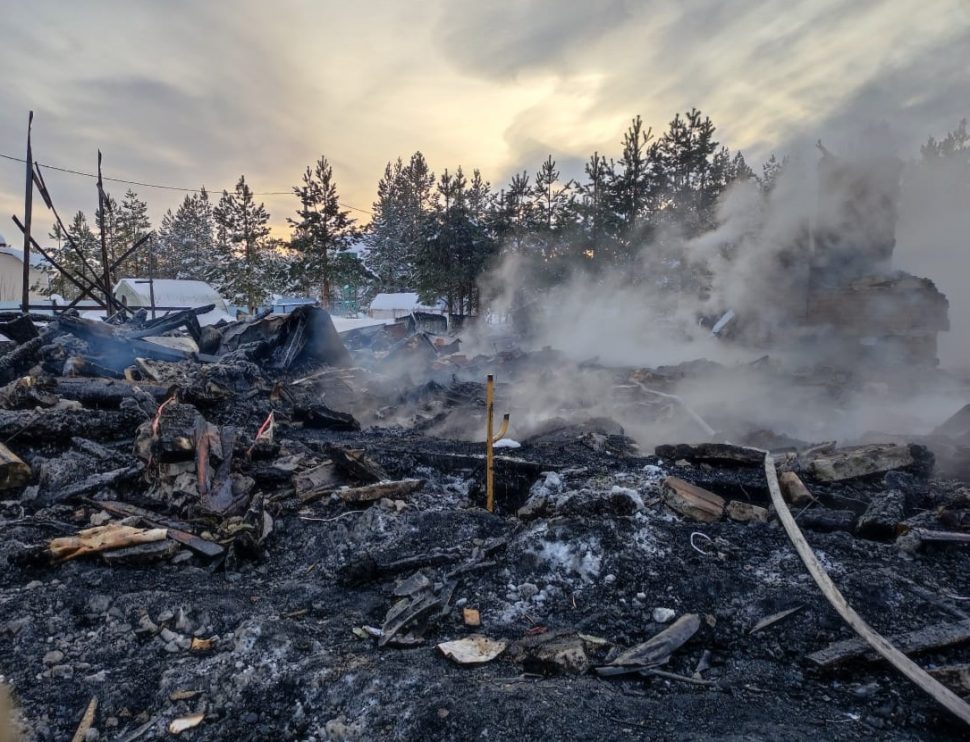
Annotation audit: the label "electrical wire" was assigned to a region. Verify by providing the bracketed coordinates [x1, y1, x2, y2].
[0, 152, 372, 214]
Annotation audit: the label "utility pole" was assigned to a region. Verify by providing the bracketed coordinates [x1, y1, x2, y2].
[21, 111, 33, 314]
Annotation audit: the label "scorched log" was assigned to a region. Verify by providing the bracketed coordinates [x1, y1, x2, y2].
[0, 405, 146, 443]
[54, 377, 172, 408]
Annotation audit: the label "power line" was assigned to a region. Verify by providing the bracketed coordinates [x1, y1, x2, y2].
[0, 152, 372, 214]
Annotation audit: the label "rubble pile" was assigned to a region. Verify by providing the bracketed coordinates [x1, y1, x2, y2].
[0, 301, 967, 739]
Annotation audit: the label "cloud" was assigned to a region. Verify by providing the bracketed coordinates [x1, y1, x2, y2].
[0, 0, 967, 243]
[435, 0, 632, 80]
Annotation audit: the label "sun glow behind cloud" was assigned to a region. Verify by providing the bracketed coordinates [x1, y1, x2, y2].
[0, 0, 967, 239]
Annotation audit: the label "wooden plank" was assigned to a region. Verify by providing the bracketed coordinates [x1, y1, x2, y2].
[337, 478, 424, 503]
[806, 443, 914, 482]
[761, 450, 970, 727]
[662, 476, 725, 522]
[95, 500, 224, 558]
[809, 619, 970, 667]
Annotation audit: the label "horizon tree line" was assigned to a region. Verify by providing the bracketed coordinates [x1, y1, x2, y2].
[43, 110, 969, 316]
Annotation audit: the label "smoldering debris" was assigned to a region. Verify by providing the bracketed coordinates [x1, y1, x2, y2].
[0, 296, 965, 740]
[1, 161, 970, 737]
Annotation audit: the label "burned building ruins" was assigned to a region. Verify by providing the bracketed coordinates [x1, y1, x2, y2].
[0, 147, 969, 740]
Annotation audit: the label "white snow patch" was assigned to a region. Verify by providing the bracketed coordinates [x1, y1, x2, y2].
[493, 438, 521, 449]
[533, 538, 602, 581]
[529, 472, 563, 499]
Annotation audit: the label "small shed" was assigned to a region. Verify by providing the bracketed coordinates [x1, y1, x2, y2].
[113, 278, 234, 326]
[0, 232, 51, 302]
[368, 292, 445, 320]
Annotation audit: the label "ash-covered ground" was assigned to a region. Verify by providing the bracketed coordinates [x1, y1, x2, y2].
[3, 426, 970, 741]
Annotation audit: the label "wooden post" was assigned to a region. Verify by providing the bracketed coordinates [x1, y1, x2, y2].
[485, 373, 495, 512]
[21, 111, 33, 314]
[148, 238, 157, 320]
[96, 151, 114, 311]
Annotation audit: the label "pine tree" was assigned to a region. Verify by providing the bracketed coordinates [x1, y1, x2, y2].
[530, 155, 576, 281]
[155, 189, 216, 280]
[579, 151, 617, 267]
[493, 171, 533, 254]
[48, 211, 101, 299]
[288, 156, 356, 308]
[416, 167, 497, 316]
[610, 115, 656, 257]
[93, 193, 120, 285]
[365, 152, 435, 290]
[212, 176, 273, 313]
[114, 189, 152, 276]
[759, 154, 788, 193]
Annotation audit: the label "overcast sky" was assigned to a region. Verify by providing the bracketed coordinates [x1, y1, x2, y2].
[1, 0, 968, 240]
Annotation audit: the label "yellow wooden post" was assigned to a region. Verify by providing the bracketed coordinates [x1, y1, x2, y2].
[486, 373, 494, 512]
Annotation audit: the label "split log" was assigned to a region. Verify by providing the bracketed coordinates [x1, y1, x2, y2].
[805, 443, 916, 482]
[0, 441, 30, 490]
[808, 619, 970, 668]
[662, 477, 725, 522]
[337, 478, 424, 504]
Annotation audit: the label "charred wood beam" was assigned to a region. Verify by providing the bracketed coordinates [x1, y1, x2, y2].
[54, 377, 172, 408]
[809, 619, 970, 668]
[96, 151, 114, 310]
[11, 216, 107, 308]
[46, 464, 144, 503]
[0, 324, 57, 385]
[121, 306, 214, 341]
[0, 315, 39, 344]
[0, 405, 146, 443]
[32, 163, 114, 301]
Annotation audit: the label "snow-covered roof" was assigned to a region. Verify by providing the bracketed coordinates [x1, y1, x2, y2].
[0, 245, 50, 269]
[114, 278, 233, 326]
[369, 292, 444, 312]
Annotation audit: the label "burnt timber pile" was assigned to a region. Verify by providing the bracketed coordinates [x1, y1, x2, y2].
[0, 296, 967, 741]
[725, 149, 950, 371]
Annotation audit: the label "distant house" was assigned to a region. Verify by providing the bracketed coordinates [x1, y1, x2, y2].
[269, 296, 318, 314]
[368, 292, 446, 320]
[0, 232, 51, 302]
[113, 278, 234, 326]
